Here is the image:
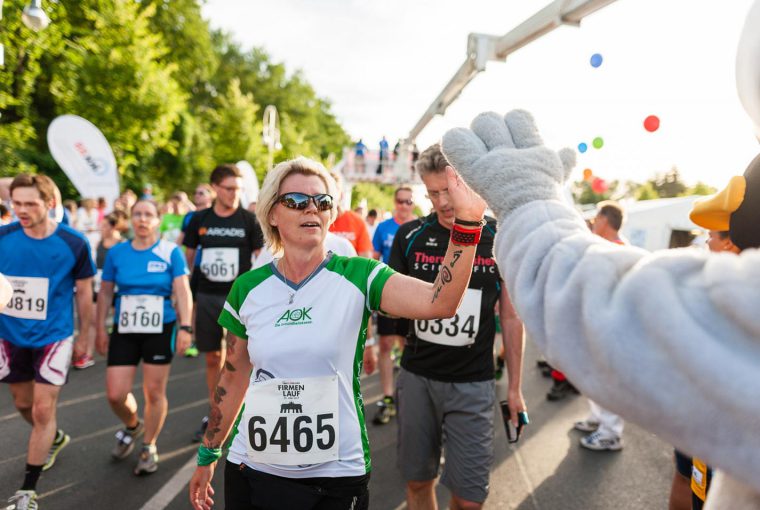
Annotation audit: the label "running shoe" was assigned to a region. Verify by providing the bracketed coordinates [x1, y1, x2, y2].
[6, 490, 38, 510]
[72, 353, 95, 370]
[546, 380, 579, 401]
[573, 418, 600, 433]
[192, 416, 208, 443]
[184, 345, 199, 358]
[134, 445, 159, 476]
[112, 421, 144, 460]
[580, 431, 623, 451]
[42, 429, 70, 471]
[372, 397, 396, 425]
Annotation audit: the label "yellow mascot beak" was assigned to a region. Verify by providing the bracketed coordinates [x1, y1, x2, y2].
[689, 175, 747, 230]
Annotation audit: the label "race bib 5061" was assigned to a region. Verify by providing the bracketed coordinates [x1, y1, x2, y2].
[200, 248, 239, 282]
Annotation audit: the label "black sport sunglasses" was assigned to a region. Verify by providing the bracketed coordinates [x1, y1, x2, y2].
[277, 192, 334, 211]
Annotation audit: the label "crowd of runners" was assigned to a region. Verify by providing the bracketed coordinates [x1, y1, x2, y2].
[1, 130, 758, 510]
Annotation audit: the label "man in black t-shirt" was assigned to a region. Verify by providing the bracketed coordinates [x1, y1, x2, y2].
[384, 144, 527, 510]
[183, 164, 264, 442]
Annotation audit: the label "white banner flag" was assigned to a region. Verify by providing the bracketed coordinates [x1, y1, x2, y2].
[47, 115, 120, 209]
[237, 160, 260, 208]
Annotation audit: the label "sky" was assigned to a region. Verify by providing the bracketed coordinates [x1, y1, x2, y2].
[202, 0, 759, 188]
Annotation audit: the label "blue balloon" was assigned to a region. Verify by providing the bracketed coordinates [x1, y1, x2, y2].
[578, 143, 588, 153]
[590, 53, 603, 68]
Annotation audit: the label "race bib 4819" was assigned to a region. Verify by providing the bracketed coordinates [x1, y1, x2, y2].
[1, 276, 49, 321]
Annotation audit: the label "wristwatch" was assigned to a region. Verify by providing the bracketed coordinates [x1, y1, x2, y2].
[179, 325, 193, 334]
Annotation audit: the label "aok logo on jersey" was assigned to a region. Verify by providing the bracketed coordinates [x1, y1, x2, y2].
[275, 307, 313, 327]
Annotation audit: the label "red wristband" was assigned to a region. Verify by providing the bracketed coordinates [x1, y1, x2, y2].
[451, 223, 482, 246]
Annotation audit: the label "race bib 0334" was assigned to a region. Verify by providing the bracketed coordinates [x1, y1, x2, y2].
[415, 288, 482, 347]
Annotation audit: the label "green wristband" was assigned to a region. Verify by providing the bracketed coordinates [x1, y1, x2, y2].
[197, 445, 223, 466]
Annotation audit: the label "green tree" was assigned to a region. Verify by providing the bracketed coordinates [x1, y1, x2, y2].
[49, 0, 186, 189]
[350, 182, 398, 212]
[1, 0, 352, 197]
[200, 78, 267, 180]
[649, 167, 687, 198]
[142, 0, 217, 98]
[0, 0, 69, 174]
[686, 181, 716, 196]
[634, 181, 659, 200]
[210, 40, 350, 166]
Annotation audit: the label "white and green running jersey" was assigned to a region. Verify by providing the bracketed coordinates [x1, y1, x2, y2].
[220, 254, 395, 478]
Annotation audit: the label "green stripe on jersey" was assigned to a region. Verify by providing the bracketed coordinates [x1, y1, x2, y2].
[218, 263, 275, 339]
[325, 255, 395, 311]
[325, 255, 395, 471]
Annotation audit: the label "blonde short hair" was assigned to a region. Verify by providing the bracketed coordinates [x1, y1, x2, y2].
[256, 157, 339, 253]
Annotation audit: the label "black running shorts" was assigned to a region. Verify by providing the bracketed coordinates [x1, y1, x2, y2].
[107, 322, 176, 366]
[224, 461, 369, 510]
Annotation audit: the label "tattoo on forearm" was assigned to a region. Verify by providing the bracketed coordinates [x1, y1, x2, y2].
[450, 250, 462, 267]
[205, 406, 223, 442]
[432, 263, 455, 303]
[224, 360, 236, 372]
[213, 385, 227, 404]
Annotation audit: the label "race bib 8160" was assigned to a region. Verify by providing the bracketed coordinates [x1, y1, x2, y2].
[118, 295, 164, 334]
[244, 375, 339, 465]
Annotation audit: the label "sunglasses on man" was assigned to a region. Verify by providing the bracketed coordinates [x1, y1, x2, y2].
[277, 192, 334, 211]
[395, 198, 414, 206]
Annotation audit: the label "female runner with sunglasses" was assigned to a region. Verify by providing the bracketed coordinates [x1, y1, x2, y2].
[189, 156, 486, 510]
[96, 199, 192, 475]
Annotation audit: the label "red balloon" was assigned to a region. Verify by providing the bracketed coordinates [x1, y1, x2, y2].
[591, 177, 608, 194]
[644, 115, 660, 132]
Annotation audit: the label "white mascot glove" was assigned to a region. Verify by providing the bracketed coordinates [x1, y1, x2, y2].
[442, 110, 576, 221]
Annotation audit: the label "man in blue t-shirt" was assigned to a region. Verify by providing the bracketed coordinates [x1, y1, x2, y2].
[369, 185, 416, 425]
[0, 174, 95, 509]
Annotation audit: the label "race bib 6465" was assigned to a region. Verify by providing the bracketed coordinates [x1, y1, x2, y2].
[244, 375, 339, 465]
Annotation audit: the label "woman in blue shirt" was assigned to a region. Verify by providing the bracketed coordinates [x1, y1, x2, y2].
[95, 199, 192, 476]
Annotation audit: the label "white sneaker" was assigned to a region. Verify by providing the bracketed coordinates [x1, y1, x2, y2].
[580, 431, 623, 451]
[573, 418, 600, 433]
[7, 490, 38, 510]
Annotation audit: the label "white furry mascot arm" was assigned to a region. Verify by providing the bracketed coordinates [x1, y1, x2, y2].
[442, 110, 760, 497]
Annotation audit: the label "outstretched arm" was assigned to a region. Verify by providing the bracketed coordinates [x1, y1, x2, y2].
[443, 109, 760, 493]
[380, 167, 486, 320]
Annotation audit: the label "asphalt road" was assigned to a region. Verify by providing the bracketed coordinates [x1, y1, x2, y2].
[0, 339, 673, 509]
